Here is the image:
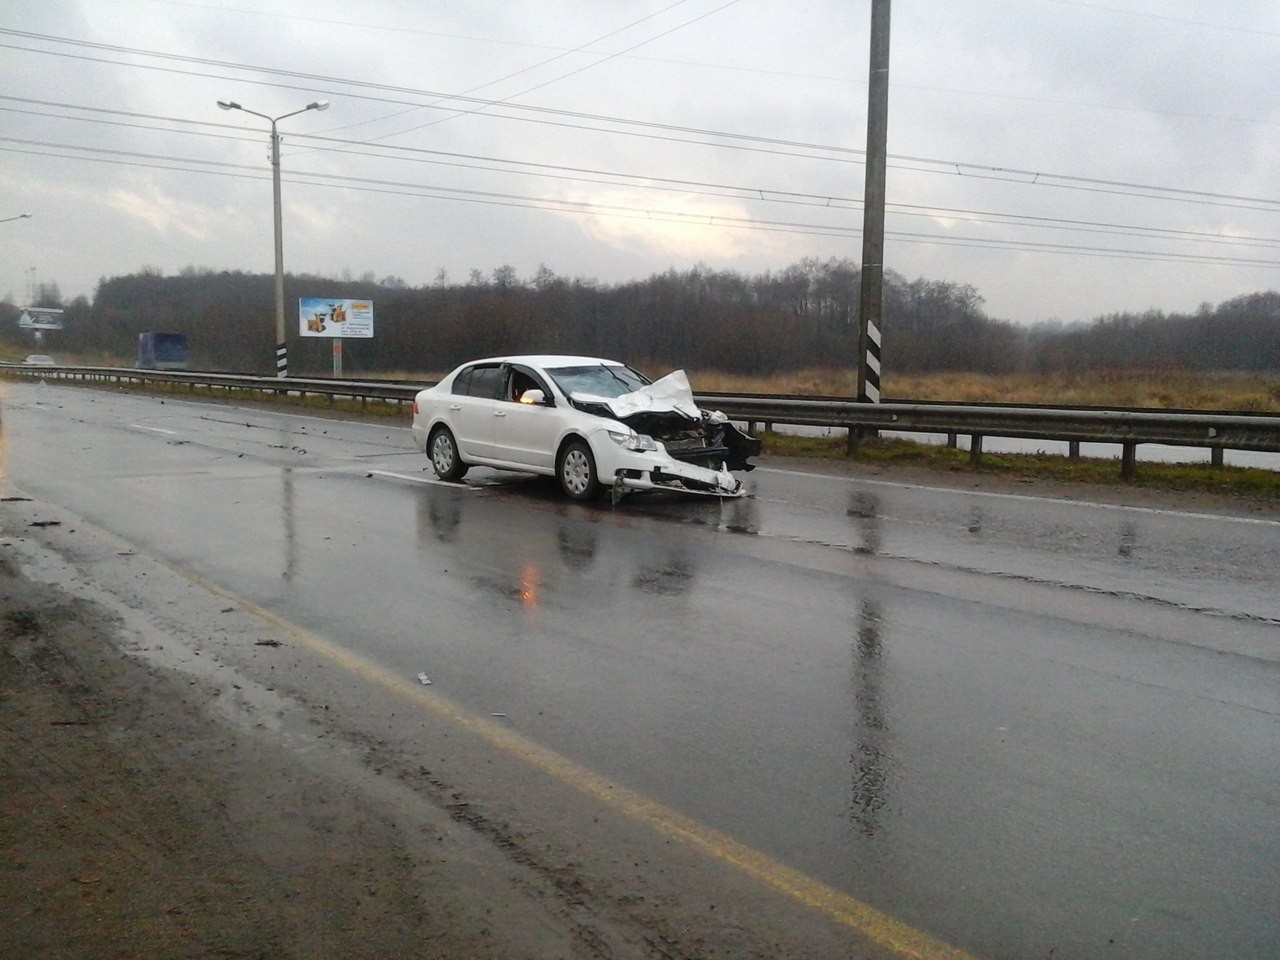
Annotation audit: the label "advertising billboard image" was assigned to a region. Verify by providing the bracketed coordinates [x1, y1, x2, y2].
[17, 307, 65, 330]
[298, 298, 374, 338]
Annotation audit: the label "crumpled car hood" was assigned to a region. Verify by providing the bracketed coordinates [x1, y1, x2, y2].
[569, 370, 701, 426]
[594, 370, 702, 422]
[570, 369, 760, 472]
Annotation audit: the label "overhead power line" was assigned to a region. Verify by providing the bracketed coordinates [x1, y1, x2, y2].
[3, 31, 1278, 211]
[8, 96, 1280, 247]
[3, 138, 1276, 271]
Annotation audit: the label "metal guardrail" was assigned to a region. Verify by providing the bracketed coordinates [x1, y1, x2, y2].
[716, 396, 1280, 477]
[5, 363, 1278, 477]
[1, 363, 418, 408]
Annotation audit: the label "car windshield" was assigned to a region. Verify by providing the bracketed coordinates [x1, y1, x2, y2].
[545, 363, 650, 398]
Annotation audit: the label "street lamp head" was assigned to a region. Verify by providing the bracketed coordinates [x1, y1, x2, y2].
[307, 101, 330, 112]
[217, 100, 241, 111]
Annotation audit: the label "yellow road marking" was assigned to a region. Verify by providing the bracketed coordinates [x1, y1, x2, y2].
[187, 574, 981, 960]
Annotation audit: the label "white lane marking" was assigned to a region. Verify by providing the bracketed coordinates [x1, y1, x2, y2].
[129, 424, 178, 435]
[368, 469, 479, 489]
[755, 466, 1280, 527]
[215, 407, 414, 430]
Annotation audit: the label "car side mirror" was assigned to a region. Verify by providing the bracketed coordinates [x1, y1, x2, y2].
[519, 388, 548, 405]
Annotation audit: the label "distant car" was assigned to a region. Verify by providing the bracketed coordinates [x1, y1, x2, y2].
[411, 355, 760, 501]
[22, 354, 56, 366]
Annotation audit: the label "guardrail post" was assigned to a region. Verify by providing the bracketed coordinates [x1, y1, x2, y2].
[1121, 442, 1137, 480]
[969, 434, 983, 466]
[847, 426, 861, 455]
[946, 431, 958, 449]
[1211, 447, 1224, 468]
[1069, 440, 1080, 459]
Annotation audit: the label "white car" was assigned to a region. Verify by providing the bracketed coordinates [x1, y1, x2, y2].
[22, 354, 56, 366]
[411, 355, 760, 500]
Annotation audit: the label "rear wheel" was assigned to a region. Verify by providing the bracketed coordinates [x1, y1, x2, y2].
[557, 439, 602, 501]
[429, 426, 468, 481]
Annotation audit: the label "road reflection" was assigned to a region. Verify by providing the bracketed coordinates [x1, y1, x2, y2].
[848, 597, 892, 838]
[632, 550, 697, 596]
[413, 481, 710, 610]
[847, 491, 882, 555]
[1118, 519, 1138, 558]
[557, 518, 598, 569]
[418, 482, 463, 543]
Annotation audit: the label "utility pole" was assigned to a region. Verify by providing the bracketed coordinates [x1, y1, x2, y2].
[216, 99, 329, 378]
[857, 0, 890, 404]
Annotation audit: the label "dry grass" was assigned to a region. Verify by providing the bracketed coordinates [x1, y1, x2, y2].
[19, 355, 1275, 412]
[687, 369, 1280, 412]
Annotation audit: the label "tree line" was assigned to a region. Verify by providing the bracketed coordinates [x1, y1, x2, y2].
[4, 259, 1277, 377]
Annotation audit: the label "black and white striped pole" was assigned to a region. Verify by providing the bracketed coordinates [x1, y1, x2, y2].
[857, 0, 890, 407]
[862, 315, 882, 403]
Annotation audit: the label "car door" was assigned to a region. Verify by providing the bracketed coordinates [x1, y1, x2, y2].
[489, 365, 564, 470]
[447, 363, 504, 460]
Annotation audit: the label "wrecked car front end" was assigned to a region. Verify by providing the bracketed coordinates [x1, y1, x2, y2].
[567, 370, 762, 499]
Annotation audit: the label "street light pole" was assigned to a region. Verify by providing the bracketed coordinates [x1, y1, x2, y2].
[217, 99, 329, 378]
[0, 213, 32, 224]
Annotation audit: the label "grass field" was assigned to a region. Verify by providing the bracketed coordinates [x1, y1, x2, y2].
[687, 369, 1280, 413]
[690, 369, 1279, 497]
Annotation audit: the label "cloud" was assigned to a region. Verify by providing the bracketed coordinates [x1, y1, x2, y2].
[1, 0, 1276, 323]
[105, 189, 212, 241]
[567, 189, 787, 263]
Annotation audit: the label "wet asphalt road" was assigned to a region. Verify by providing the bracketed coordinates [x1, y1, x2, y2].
[4, 382, 1278, 960]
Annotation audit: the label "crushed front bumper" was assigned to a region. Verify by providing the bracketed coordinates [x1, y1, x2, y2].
[610, 462, 745, 500]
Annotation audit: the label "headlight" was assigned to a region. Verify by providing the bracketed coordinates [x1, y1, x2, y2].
[607, 430, 658, 452]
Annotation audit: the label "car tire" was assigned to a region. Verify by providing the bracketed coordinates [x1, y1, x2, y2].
[429, 426, 468, 481]
[558, 439, 603, 501]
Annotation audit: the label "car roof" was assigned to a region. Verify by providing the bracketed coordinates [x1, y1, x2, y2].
[460, 355, 625, 369]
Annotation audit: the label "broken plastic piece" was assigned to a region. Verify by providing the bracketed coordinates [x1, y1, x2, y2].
[417, 672, 432, 685]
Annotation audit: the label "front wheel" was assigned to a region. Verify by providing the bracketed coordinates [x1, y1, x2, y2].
[557, 440, 603, 501]
[429, 426, 468, 481]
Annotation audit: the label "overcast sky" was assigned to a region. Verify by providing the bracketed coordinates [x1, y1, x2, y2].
[2, 0, 1278, 325]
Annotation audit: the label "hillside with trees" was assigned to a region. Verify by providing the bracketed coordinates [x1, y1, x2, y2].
[3, 260, 1277, 380]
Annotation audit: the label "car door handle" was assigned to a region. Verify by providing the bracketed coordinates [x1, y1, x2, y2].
[448, 403, 461, 411]
[493, 410, 507, 417]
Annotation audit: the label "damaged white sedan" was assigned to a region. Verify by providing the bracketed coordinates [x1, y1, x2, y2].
[411, 355, 760, 500]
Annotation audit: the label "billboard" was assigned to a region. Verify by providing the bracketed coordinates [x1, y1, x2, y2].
[298, 298, 373, 338]
[17, 307, 64, 330]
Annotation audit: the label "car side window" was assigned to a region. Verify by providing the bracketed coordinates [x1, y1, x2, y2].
[507, 368, 541, 402]
[467, 365, 504, 399]
[450, 367, 472, 396]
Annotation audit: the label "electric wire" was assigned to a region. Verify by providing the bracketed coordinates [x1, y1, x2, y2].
[5, 97, 1279, 253]
[3, 139, 1274, 271]
[1, 24, 1276, 276]
[3, 30, 1277, 210]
